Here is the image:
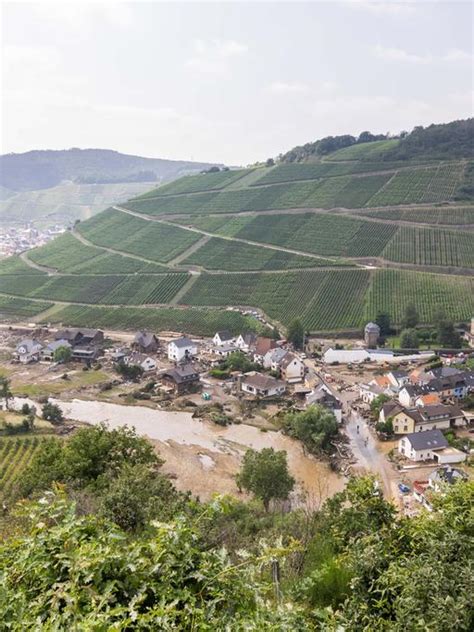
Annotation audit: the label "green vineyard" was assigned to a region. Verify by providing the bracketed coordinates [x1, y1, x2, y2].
[1, 137, 473, 334]
[0, 436, 46, 501]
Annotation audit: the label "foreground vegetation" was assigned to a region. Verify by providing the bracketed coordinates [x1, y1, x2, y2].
[0, 424, 472, 630]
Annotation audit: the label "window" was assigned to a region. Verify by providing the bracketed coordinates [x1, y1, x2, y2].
[404, 426, 408, 432]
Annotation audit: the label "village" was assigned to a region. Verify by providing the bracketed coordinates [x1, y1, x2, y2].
[0, 223, 67, 257]
[1, 316, 473, 514]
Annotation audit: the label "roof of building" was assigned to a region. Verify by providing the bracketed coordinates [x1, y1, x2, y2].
[364, 322, 380, 332]
[267, 348, 288, 364]
[389, 370, 408, 379]
[134, 331, 158, 347]
[56, 328, 101, 341]
[241, 372, 286, 391]
[428, 366, 462, 379]
[213, 344, 238, 353]
[373, 375, 392, 388]
[162, 363, 200, 383]
[169, 336, 195, 348]
[404, 429, 449, 451]
[254, 337, 277, 356]
[419, 404, 451, 420]
[429, 375, 467, 391]
[381, 401, 404, 417]
[238, 332, 257, 345]
[16, 338, 43, 353]
[280, 351, 301, 370]
[215, 330, 233, 341]
[46, 339, 72, 352]
[429, 466, 468, 485]
[416, 393, 441, 406]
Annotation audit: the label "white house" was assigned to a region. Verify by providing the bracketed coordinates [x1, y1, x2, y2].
[213, 331, 235, 347]
[386, 370, 409, 390]
[235, 332, 257, 352]
[212, 344, 238, 358]
[279, 352, 305, 383]
[398, 385, 421, 408]
[124, 353, 157, 372]
[359, 382, 387, 404]
[263, 347, 288, 371]
[14, 339, 43, 364]
[398, 429, 466, 464]
[167, 337, 198, 362]
[240, 372, 286, 398]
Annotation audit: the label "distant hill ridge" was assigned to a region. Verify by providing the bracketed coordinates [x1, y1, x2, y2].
[0, 148, 221, 192]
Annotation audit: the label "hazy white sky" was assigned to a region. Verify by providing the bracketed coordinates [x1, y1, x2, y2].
[1, 0, 472, 164]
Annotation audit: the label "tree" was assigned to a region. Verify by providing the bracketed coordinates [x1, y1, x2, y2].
[375, 312, 391, 336]
[41, 402, 64, 424]
[265, 158, 275, 167]
[370, 394, 391, 418]
[0, 492, 306, 629]
[434, 311, 462, 348]
[99, 464, 183, 531]
[53, 345, 72, 364]
[375, 418, 393, 436]
[399, 328, 419, 349]
[19, 424, 160, 498]
[236, 448, 295, 511]
[287, 319, 304, 350]
[401, 303, 419, 329]
[282, 405, 338, 454]
[0, 377, 12, 410]
[116, 362, 144, 382]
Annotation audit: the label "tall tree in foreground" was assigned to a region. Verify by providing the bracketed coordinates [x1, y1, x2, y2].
[236, 448, 295, 511]
[399, 328, 419, 349]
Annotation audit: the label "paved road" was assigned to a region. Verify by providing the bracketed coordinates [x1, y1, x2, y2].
[345, 410, 399, 498]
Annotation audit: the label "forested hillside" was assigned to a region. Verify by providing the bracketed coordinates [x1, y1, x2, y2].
[278, 118, 473, 164]
[0, 148, 219, 192]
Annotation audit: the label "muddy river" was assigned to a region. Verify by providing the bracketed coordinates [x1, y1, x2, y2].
[49, 398, 345, 503]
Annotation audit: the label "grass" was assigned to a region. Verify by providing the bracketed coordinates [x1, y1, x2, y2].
[12, 368, 110, 398]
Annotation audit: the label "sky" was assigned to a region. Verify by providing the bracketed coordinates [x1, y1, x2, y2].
[1, 0, 473, 165]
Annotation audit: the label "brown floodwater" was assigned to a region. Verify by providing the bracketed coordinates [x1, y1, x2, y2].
[50, 398, 345, 503]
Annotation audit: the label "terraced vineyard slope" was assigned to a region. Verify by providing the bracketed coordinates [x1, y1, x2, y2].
[1, 126, 473, 334]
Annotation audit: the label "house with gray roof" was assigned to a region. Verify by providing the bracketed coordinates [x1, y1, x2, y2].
[15, 339, 43, 364]
[167, 336, 198, 362]
[133, 331, 159, 353]
[398, 429, 466, 464]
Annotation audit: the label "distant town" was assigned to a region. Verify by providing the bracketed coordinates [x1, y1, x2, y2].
[0, 223, 68, 257]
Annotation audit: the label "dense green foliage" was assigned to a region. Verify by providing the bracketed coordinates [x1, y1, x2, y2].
[282, 405, 339, 454]
[287, 318, 305, 348]
[0, 421, 472, 630]
[236, 448, 295, 510]
[384, 118, 474, 161]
